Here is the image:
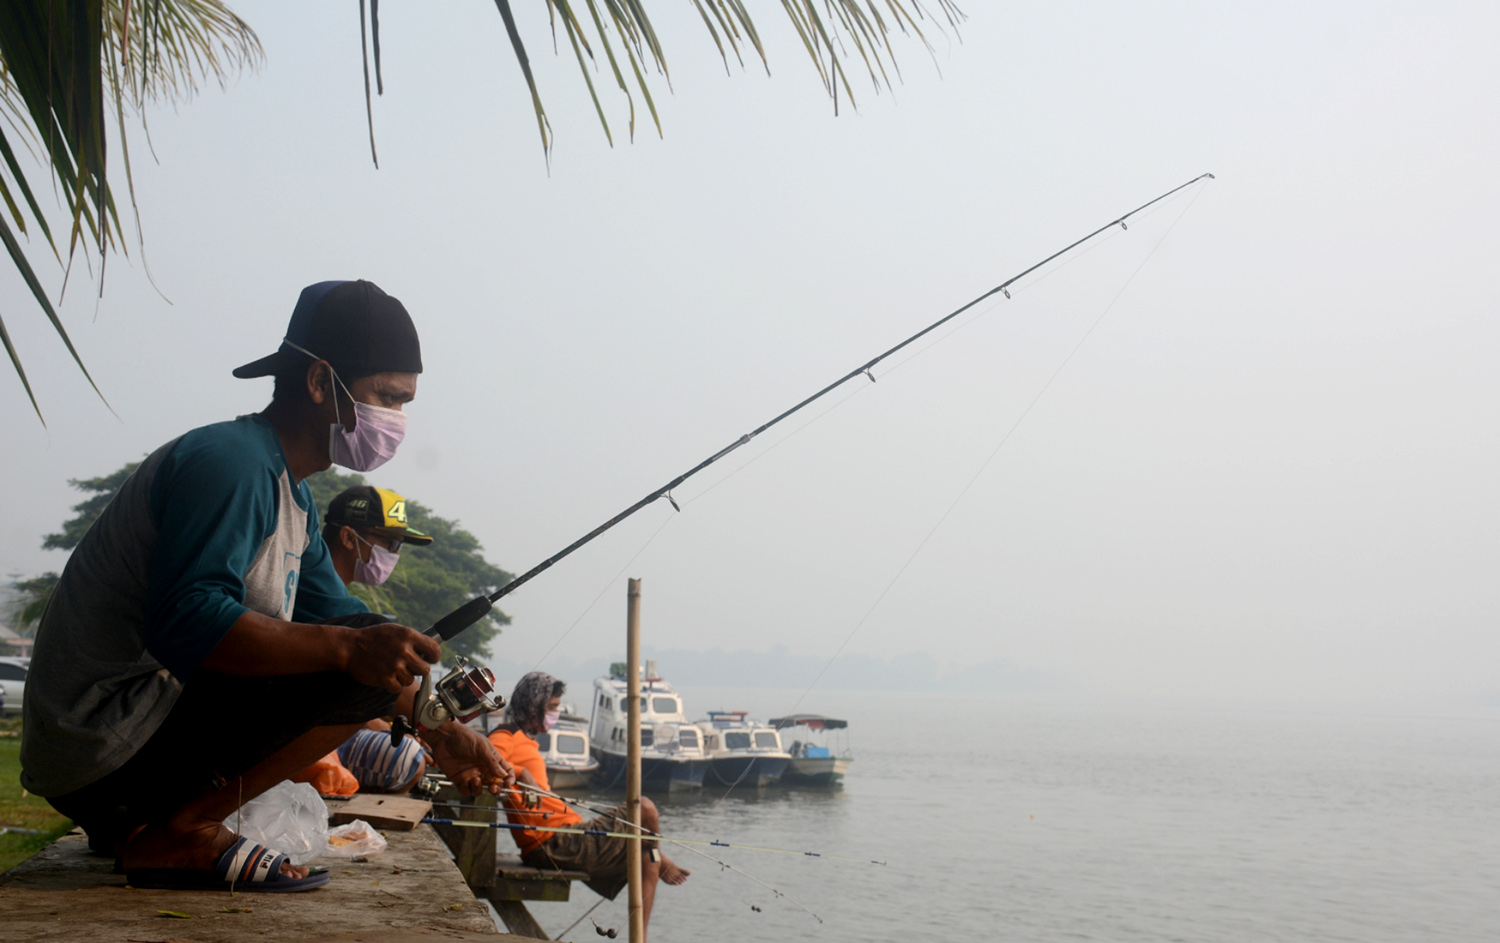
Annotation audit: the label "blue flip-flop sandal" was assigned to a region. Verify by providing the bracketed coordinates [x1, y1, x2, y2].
[126, 835, 331, 892]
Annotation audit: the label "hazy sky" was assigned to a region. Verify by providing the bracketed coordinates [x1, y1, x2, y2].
[2, 1, 1496, 704]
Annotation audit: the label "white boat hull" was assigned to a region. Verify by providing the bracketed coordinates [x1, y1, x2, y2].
[782, 755, 851, 786]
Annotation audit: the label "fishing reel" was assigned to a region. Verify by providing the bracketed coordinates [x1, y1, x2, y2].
[390, 655, 503, 747]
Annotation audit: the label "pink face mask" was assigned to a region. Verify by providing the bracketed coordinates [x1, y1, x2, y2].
[328, 372, 406, 472]
[283, 341, 408, 472]
[543, 710, 561, 732]
[352, 531, 400, 586]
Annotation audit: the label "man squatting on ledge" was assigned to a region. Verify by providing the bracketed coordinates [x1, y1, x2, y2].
[20, 280, 515, 892]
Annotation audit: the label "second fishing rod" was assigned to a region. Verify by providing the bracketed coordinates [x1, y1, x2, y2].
[425, 173, 1215, 646]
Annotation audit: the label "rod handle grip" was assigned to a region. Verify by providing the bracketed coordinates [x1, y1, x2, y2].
[427, 595, 494, 641]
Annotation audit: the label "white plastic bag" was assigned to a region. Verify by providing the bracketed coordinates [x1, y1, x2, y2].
[225, 780, 329, 866]
[323, 819, 389, 857]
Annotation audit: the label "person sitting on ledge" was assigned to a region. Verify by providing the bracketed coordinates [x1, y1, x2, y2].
[295, 485, 437, 797]
[488, 672, 689, 940]
[21, 280, 513, 892]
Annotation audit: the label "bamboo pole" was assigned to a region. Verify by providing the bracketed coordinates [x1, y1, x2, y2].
[625, 578, 644, 943]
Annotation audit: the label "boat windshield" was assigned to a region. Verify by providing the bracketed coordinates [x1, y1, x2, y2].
[725, 731, 752, 750]
[678, 728, 699, 748]
[556, 734, 587, 755]
[753, 732, 779, 749]
[535, 732, 551, 751]
[652, 697, 678, 714]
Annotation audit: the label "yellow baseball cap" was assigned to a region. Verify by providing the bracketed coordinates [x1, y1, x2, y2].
[325, 486, 434, 546]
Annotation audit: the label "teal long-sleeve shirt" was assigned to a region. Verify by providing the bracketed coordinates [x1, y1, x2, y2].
[21, 413, 366, 796]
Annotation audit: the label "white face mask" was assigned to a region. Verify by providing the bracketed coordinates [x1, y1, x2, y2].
[327, 368, 407, 472]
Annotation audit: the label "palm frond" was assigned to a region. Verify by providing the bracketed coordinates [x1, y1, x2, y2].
[0, 0, 260, 420]
[461, 0, 962, 156]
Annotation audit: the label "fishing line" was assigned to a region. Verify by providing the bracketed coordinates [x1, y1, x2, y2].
[515, 194, 1185, 681]
[428, 783, 885, 865]
[423, 817, 882, 864]
[421, 174, 1216, 644]
[530, 509, 678, 671]
[684, 293, 1008, 509]
[672, 191, 1185, 534]
[556, 898, 607, 941]
[782, 178, 1213, 720]
[679, 211, 1148, 511]
[428, 780, 851, 921]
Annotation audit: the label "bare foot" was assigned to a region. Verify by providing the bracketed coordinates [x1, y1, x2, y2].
[123, 822, 308, 879]
[660, 855, 690, 885]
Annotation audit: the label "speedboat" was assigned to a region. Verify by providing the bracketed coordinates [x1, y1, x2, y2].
[587, 662, 710, 792]
[696, 711, 791, 788]
[536, 709, 600, 789]
[770, 714, 853, 786]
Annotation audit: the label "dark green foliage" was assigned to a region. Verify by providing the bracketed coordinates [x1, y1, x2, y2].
[305, 469, 512, 661]
[10, 572, 59, 632]
[42, 461, 140, 551]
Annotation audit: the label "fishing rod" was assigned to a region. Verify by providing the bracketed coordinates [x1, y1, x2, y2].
[423, 173, 1215, 646]
[391, 174, 1215, 742]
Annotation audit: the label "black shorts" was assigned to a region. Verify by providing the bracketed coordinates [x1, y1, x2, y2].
[47, 612, 401, 853]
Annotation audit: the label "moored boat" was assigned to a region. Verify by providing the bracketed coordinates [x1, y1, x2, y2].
[696, 711, 791, 788]
[536, 710, 599, 789]
[770, 714, 853, 786]
[588, 662, 710, 792]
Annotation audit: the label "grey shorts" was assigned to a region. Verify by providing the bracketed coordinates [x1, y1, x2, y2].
[521, 802, 637, 900]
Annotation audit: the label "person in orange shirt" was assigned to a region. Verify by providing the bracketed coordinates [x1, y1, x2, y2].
[488, 672, 688, 939]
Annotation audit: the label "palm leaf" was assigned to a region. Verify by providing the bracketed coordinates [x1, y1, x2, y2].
[0, 0, 261, 421]
[433, 1, 963, 157]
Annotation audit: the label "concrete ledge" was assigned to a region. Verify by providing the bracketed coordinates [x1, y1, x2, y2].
[0, 823, 540, 943]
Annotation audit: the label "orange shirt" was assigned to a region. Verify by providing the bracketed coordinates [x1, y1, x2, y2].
[487, 728, 583, 854]
[292, 749, 360, 797]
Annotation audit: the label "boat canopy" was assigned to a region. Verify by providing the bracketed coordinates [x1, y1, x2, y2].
[770, 714, 847, 731]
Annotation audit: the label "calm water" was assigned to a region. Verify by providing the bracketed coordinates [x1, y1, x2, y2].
[497, 689, 1500, 942]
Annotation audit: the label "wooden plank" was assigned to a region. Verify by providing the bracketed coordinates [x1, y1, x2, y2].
[488, 876, 574, 902]
[493, 899, 552, 940]
[0, 821, 512, 942]
[431, 787, 497, 887]
[330, 794, 433, 831]
[495, 863, 590, 882]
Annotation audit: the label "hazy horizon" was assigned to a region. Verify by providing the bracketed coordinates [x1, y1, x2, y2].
[4, 2, 1498, 707]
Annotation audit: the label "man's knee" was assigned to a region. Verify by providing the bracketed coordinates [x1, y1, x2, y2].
[640, 795, 659, 828]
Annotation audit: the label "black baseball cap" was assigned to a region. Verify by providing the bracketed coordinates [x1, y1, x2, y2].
[325, 485, 434, 546]
[233, 280, 423, 380]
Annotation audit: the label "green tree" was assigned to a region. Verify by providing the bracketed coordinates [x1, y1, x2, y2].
[42, 460, 141, 550]
[8, 571, 58, 632]
[8, 459, 514, 661]
[6, 459, 143, 631]
[2, 1, 962, 419]
[0, 1, 262, 421]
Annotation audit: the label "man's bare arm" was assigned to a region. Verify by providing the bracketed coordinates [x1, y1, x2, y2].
[198, 610, 441, 693]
